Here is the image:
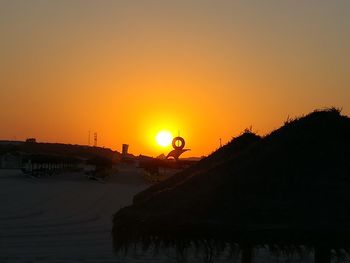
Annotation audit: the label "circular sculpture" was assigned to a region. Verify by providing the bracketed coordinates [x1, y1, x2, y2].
[166, 136, 189, 160]
[172, 136, 185, 150]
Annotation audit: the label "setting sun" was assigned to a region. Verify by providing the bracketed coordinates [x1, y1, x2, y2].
[156, 131, 173, 147]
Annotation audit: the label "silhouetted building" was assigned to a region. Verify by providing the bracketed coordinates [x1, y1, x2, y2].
[25, 138, 37, 143]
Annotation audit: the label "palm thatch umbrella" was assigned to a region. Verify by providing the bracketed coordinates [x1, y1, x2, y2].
[113, 109, 350, 262]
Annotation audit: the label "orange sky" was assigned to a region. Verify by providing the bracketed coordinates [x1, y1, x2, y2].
[1, 1, 349, 157]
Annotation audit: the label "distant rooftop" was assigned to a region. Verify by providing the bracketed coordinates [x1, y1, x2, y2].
[0, 140, 23, 146]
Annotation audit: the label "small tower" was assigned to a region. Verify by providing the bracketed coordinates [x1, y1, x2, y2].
[122, 144, 129, 157]
[94, 133, 97, 147]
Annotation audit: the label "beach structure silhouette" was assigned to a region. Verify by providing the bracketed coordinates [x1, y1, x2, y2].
[166, 136, 190, 160]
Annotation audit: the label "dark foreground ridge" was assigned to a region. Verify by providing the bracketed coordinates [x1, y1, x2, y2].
[113, 108, 350, 251]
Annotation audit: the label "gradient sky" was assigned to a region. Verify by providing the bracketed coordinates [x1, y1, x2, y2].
[1, 0, 349, 157]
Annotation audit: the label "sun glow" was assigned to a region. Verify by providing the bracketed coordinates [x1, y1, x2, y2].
[156, 131, 173, 147]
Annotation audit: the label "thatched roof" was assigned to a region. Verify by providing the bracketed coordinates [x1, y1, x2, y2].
[113, 108, 350, 249]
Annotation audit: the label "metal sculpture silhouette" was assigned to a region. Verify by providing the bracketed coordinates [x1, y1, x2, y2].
[166, 136, 189, 160]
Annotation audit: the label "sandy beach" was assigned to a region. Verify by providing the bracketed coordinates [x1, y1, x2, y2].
[0, 168, 318, 263]
[0, 167, 152, 262]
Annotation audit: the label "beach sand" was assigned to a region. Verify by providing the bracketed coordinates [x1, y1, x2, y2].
[0, 168, 317, 262]
[0, 167, 153, 262]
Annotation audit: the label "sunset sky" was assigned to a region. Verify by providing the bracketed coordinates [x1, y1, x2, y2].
[1, 1, 349, 157]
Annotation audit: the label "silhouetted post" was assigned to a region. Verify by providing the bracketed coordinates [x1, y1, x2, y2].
[314, 246, 331, 263]
[88, 130, 91, 146]
[241, 245, 254, 263]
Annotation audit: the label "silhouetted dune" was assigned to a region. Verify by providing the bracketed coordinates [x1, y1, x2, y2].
[113, 108, 350, 250]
